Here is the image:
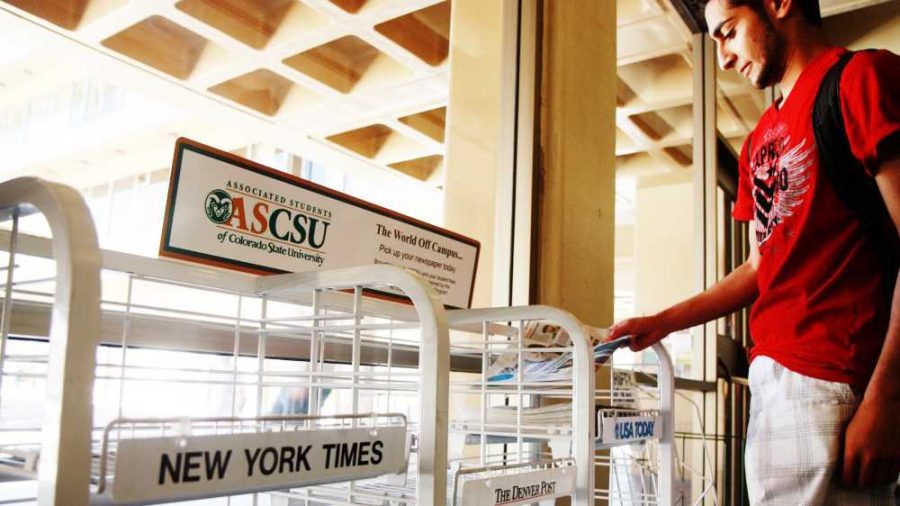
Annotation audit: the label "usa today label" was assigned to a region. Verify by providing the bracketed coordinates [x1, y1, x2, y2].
[160, 139, 480, 308]
[598, 414, 660, 444]
[111, 425, 407, 502]
[460, 466, 575, 505]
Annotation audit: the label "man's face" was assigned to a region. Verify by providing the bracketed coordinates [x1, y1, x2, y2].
[705, 0, 785, 88]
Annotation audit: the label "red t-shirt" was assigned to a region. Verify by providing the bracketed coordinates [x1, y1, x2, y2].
[733, 47, 900, 388]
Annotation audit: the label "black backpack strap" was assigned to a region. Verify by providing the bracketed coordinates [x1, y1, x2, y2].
[812, 49, 887, 230]
[813, 49, 898, 299]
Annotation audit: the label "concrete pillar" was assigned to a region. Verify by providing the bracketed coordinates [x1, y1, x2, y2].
[535, 0, 616, 328]
[537, 1, 616, 504]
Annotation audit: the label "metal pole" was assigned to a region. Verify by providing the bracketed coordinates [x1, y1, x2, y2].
[0, 208, 19, 415]
[693, 32, 720, 505]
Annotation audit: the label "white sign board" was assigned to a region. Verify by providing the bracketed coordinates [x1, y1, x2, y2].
[459, 466, 575, 506]
[111, 425, 407, 503]
[160, 139, 480, 308]
[598, 414, 661, 444]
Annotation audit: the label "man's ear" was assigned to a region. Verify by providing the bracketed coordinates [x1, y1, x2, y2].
[766, 0, 794, 20]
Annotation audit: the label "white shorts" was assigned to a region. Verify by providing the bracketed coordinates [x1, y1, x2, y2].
[746, 356, 896, 505]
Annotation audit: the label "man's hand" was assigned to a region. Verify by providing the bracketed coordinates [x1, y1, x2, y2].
[608, 314, 670, 352]
[843, 152, 900, 489]
[606, 243, 759, 354]
[841, 395, 900, 488]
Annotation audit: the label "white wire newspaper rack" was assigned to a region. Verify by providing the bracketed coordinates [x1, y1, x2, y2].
[598, 341, 721, 505]
[595, 340, 677, 505]
[444, 306, 595, 505]
[0, 177, 694, 506]
[0, 177, 451, 505]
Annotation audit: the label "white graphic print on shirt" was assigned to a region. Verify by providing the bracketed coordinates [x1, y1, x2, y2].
[751, 125, 814, 245]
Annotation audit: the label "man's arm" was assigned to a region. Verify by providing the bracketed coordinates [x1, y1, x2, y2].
[842, 153, 900, 488]
[608, 221, 760, 351]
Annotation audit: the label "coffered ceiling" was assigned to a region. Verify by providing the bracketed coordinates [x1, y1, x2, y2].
[0, 0, 451, 189]
[0, 0, 897, 193]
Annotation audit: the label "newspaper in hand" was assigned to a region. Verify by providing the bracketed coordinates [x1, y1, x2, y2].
[487, 323, 632, 383]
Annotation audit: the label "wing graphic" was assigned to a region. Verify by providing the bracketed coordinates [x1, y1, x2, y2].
[771, 138, 813, 223]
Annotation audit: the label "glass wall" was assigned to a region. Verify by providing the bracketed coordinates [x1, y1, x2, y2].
[0, 3, 451, 503]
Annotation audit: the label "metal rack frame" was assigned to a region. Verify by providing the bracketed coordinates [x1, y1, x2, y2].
[0, 177, 677, 506]
[0, 177, 451, 506]
[0, 177, 102, 506]
[445, 306, 596, 505]
[594, 341, 675, 505]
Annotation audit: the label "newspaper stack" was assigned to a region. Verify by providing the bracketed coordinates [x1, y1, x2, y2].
[486, 323, 631, 383]
[453, 403, 575, 431]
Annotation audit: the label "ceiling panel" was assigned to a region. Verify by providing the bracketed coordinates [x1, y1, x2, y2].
[0, 0, 897, 198]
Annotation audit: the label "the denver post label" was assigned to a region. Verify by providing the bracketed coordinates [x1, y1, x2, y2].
[111, 425, 406, 502]
[460, 466, 575, 506]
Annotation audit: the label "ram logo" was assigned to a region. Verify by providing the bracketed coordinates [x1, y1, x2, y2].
[205, 189, 233, 224]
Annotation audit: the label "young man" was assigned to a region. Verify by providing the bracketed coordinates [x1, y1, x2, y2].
[608, 0, 900, 502]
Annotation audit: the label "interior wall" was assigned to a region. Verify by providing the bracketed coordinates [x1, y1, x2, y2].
[443, 0, 513, 307]
[634, 174, 696, 316]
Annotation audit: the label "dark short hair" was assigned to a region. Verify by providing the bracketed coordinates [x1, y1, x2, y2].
[713, 0, 822, 27]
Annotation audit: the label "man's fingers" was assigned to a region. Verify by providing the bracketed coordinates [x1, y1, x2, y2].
[628, 332, 657, 352]
[627, 335, 645, 351]
[610, 320, 642, 340]
[858, 454, 878, 489]
[609, 321, 636, 340]
[842, 450, 860, 488]
[610, 316, 667, 348]
[608, 325, 626, 340]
